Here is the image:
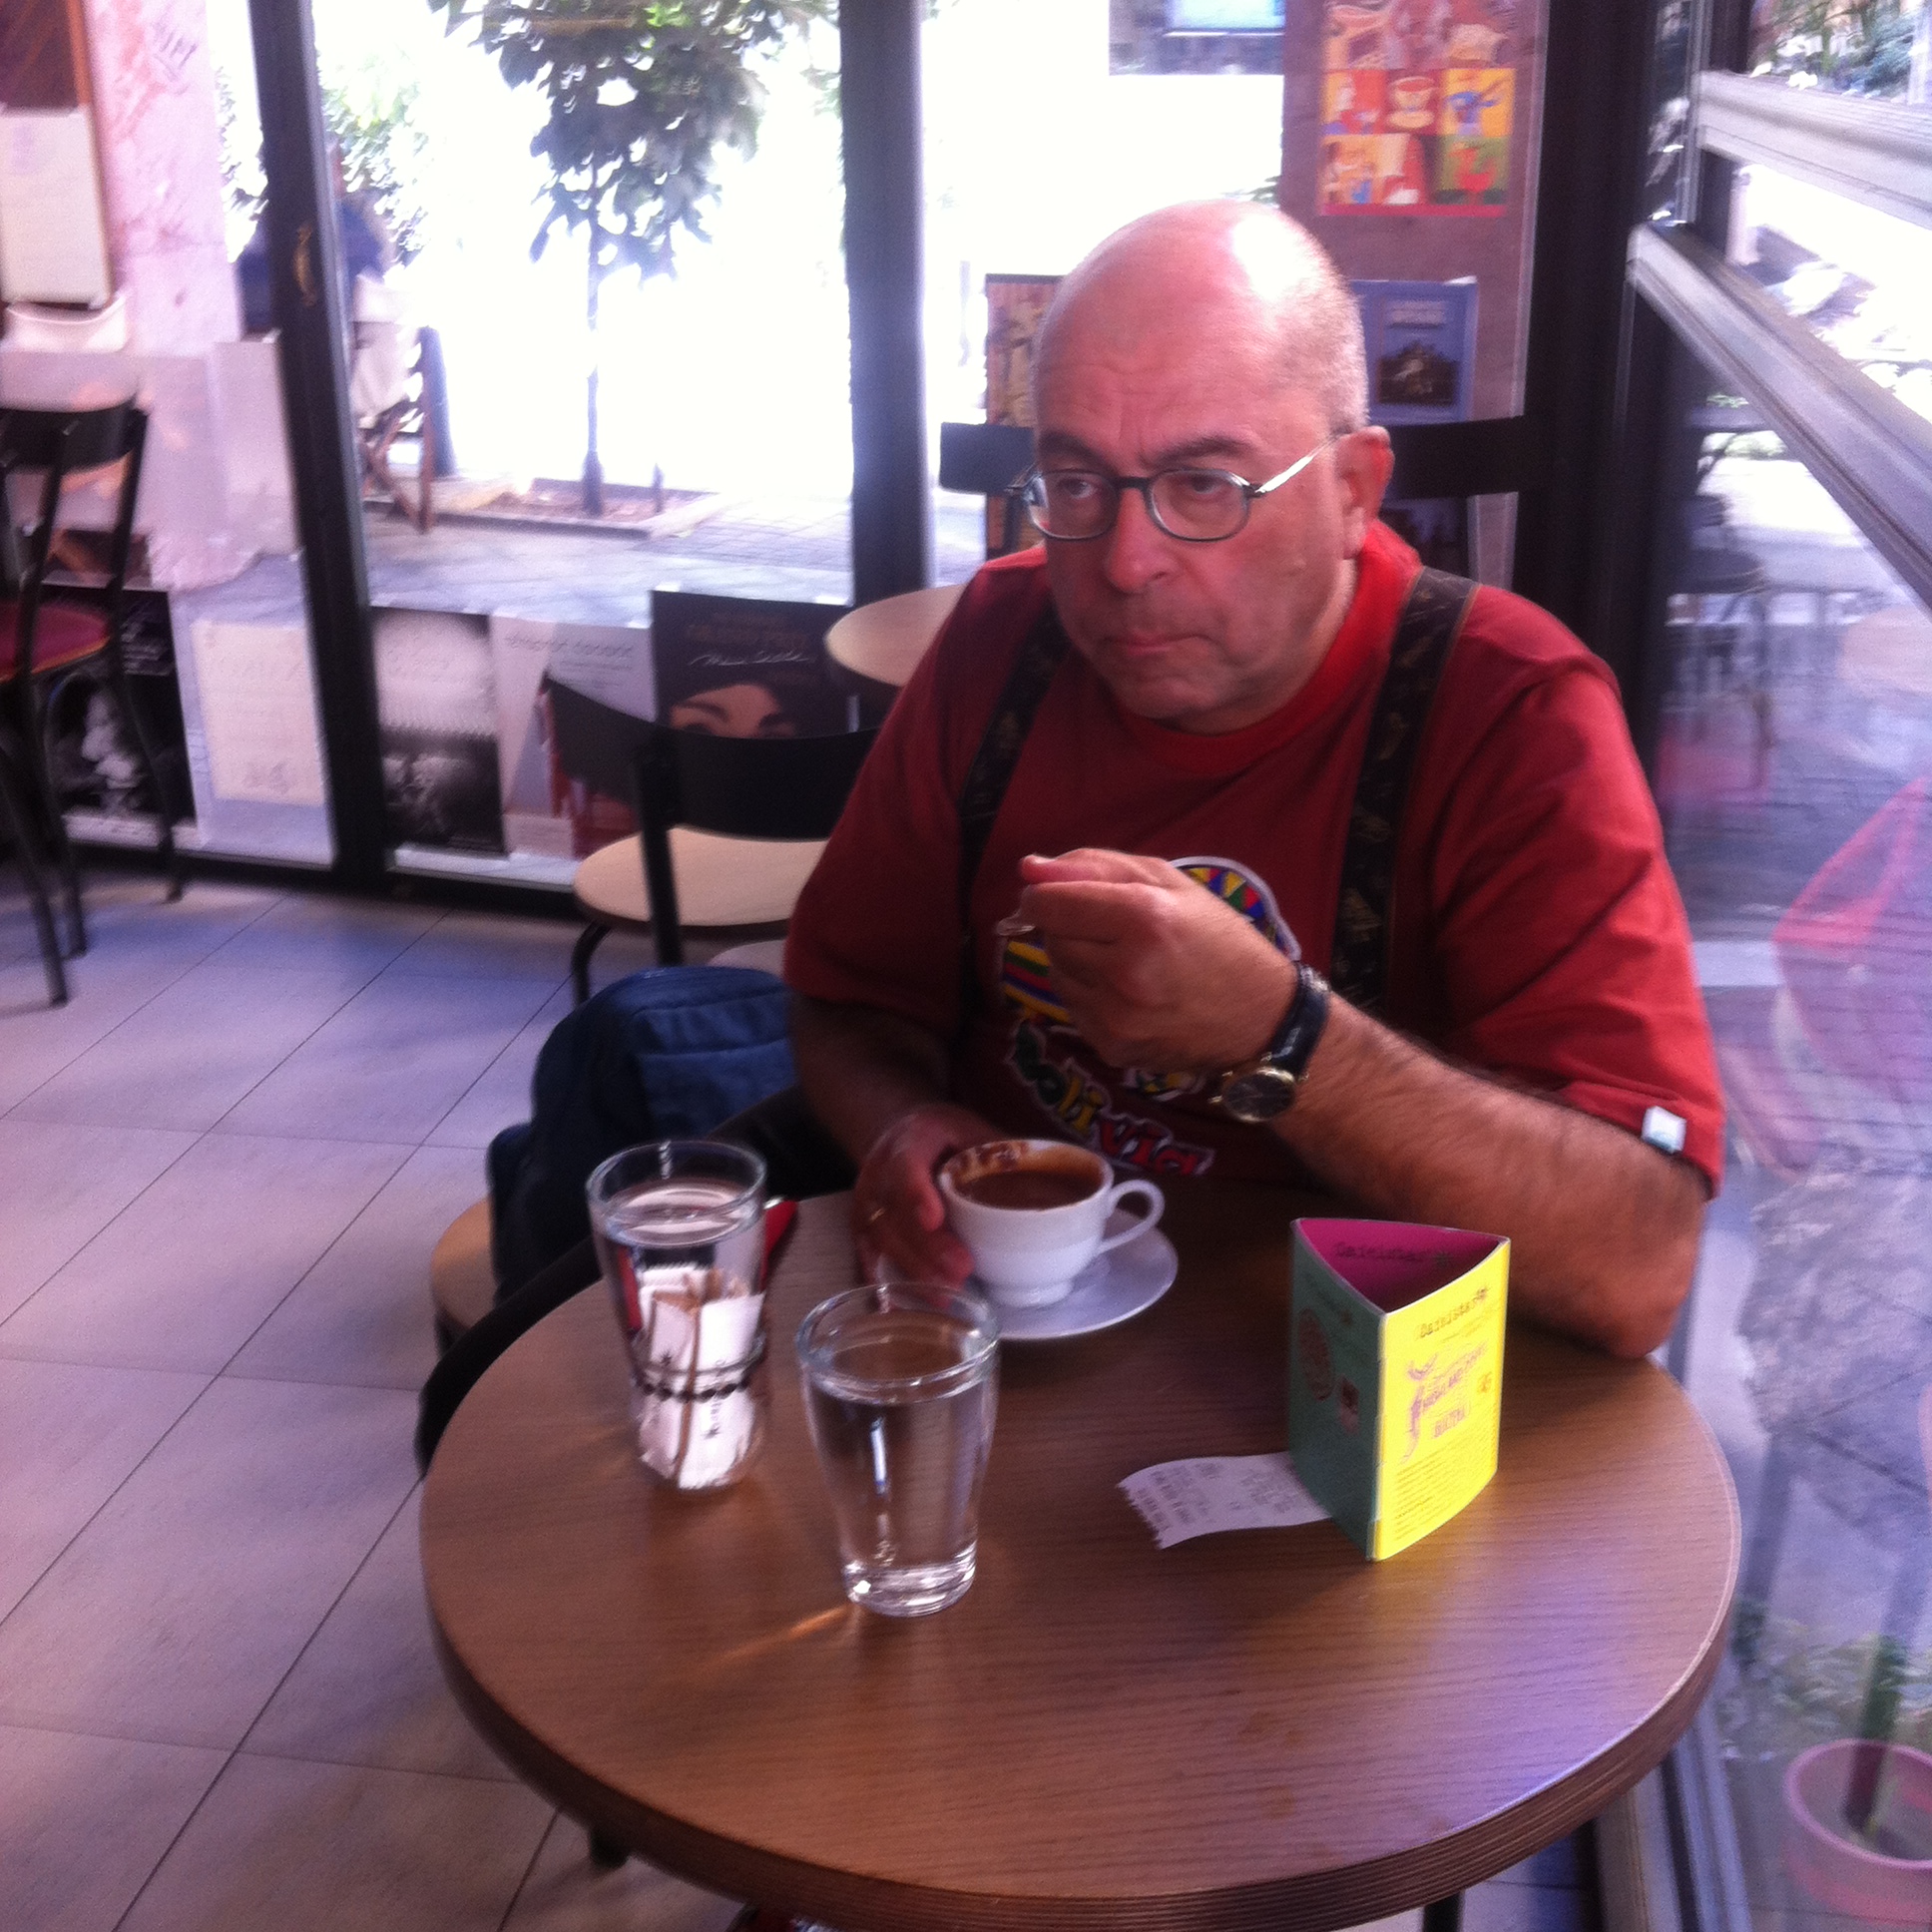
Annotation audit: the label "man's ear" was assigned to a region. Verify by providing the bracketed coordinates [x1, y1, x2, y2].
[1335, 426, 1393, 556]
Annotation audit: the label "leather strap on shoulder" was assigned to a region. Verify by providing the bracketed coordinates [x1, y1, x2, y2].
[1329, 566, 1477, 1015]
[955, 597, 1071, 1023]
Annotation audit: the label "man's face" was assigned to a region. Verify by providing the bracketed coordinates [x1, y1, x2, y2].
[1034, 307, 1383, 735]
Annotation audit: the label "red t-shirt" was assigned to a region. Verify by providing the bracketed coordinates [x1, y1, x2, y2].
[786, 521, 1724, 1189]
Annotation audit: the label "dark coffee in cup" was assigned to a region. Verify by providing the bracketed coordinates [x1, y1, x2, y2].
[955, 1168, 1097, 1210]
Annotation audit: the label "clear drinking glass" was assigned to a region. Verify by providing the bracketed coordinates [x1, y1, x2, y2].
[587, 1140, 768, 1490]
[796, 1282, 1000, 1617]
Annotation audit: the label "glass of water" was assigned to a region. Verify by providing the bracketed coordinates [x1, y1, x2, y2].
[587, 1140, 767, 1491]
[796, 1282, 1000, 1617]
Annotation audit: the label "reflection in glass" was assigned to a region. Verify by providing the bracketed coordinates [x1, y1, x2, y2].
[1657, 361, 1932, 1930]
[1645, 0, 1696, 226]
[1728, 163, 1932, 427]
[1748, 0, 1930, 101]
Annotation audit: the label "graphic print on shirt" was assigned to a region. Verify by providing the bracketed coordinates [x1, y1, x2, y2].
[998, 856, 1300, 1176]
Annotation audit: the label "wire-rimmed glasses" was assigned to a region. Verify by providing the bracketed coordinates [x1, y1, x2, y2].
[1020, 437, 1335, 544]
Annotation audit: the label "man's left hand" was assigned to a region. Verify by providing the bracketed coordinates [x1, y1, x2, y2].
[1016, 849, 1297, 1073]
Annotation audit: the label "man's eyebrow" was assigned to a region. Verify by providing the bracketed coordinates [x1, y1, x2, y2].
[1033, 431, 1261, 470]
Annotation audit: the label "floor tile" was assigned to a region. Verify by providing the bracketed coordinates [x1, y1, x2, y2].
[1489, 1831, 1592, 1889]
[388, 909, 577, 981]
[215, 972, 556, 1145]
[230, 1145, 487, 1390]
[0, 1121, 198, 1322]
[1464, 1878, 1599, 1932]
[426, 984, 571, 1149]
[201, 891, 440, 984]
[504, 1812, 743, 1932]
[8, 965, 359, 1132]
[0, 952, 200, 1109]
[0, 1377, 418, 1749]
[117, 1752, 552, 1932]
[0, 1133, 410, 1374]
[0, 1723, 227, 1932]
[0, 1358, 208, 1621]
[70, 876, 281, 962]
[244, 1488, 512, 1780]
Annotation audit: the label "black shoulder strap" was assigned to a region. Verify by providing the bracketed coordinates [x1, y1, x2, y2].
[1328, 566, 1476, 1015]
[954, 598, 1071, 1021]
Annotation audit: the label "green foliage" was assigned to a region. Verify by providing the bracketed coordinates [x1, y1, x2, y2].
[212, 56, 431, 265]
[326, 59, 432, 264]
[1751, 0, 1917, 97]
[1719, 1602, 1932, 1762]
[427, 0, 831, 285]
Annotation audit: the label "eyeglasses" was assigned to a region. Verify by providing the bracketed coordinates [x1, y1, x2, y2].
[1020, 438, 1335, 545]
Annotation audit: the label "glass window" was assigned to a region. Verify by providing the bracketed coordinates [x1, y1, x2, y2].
[925, 0, 1286, 580]
[1653, 352, 1932, 1930]
[1747, 0, 1930, 100]
[1726, 163, 1932, 426]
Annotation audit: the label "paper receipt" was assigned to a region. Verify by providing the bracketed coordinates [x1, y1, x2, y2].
[1120, 1453, 1330, 1549]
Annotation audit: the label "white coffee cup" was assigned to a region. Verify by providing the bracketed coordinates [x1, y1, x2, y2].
[939, 1139, 1165, 1308]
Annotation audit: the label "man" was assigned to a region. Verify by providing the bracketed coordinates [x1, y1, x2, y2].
[783, 202, 1721, 1360]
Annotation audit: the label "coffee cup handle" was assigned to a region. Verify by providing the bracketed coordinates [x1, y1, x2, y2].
[1094, 1179, 1165, 1254]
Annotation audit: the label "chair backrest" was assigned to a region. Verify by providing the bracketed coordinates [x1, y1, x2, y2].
[1384, 416, 1548, 505]
[939, 421, 1036, 559]
[0, 401, 148, 670]
[545, 675, 877, 965]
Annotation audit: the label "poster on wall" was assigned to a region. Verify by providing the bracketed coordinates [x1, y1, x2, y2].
[190, 619, 327, 809]
[47, 589, 194, 835]
[650, 592, 849, 740]
[1318, 1, 1517, 217]
[371, 606, 505, 857]
[491, 614, 653, 860]
[1356, 278, 1478, 574]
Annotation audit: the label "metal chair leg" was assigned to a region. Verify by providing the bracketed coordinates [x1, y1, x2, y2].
[571, 921, 609, 1007]
[0, 738, 68, 1005]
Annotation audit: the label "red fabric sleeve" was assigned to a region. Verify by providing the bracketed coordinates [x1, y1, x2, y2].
[1409, 619, 1725, 1190]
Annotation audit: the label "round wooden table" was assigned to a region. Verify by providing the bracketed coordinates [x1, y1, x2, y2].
[824, 582, 965, 690]
[423, 1187, 1738, 1932]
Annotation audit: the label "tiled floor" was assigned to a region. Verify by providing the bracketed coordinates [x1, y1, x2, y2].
[0, 870, 1601, 1932]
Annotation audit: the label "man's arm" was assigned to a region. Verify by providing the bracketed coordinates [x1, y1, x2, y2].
[1020, 850, 1706, 1359]
[789, 995, 999, 1285]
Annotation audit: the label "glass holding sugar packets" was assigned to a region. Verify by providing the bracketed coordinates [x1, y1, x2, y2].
[587, 1141, 769, 1490]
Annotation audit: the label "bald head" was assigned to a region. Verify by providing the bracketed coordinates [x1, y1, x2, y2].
[1034, 203, 1367, 436]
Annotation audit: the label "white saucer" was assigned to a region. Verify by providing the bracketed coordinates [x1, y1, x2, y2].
[977, 1208, 1179, 1342]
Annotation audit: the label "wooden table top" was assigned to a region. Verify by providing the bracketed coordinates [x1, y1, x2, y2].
[422, 1187, 1738, 1932]
[824, 582, 965, 689]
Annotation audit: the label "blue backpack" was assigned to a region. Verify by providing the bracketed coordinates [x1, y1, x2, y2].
[486, 965, 793, 1296]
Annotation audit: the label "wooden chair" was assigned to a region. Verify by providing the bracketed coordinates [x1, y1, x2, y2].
[0, 401, 182, 959]
[544, 676, 877, 1004]
[939, 420, 1036, 558]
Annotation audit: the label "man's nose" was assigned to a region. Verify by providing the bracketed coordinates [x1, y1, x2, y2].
[1100, 485, 1173, 594]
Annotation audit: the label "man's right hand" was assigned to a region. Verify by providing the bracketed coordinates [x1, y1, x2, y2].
[853, 1102, 1003, 1286]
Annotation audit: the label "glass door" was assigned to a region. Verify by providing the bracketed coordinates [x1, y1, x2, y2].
[217, 0, 851, 887]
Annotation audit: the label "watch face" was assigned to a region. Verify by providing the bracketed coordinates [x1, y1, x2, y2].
[1220, 1066, 1299, 1123]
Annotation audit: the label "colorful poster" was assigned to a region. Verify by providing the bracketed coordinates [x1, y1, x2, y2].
[1355, 278, 1478, 574]
[1318, 1, 1516, 217]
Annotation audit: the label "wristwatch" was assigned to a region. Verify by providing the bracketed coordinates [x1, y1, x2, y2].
[1212, 965, 1331, 1123]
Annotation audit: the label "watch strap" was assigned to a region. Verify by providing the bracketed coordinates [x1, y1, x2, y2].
[1262, 964, 1330, 1081]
